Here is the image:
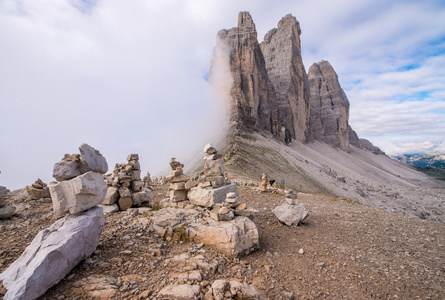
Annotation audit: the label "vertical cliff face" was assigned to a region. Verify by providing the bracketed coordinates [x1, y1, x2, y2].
[260, 14, 310, 143]
[216, 12, 280, 137]
[212, 12, 384, 155]
[308, 60, 350, 150]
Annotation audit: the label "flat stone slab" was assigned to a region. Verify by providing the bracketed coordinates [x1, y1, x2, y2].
[0, 206, 104, 300]
[188, 184, 238, 208]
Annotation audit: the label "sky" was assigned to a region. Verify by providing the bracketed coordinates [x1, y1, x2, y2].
[1, 0, 445, 190]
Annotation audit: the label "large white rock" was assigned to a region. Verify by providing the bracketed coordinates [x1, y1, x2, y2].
[272, 202, 308, 226]
[188, 184, 238, 208]
[187, 216, 259, 257]
[79, 143, 108, 174]
[52, 160, 81, 182]
[49, 171, 107, 217]
[0, 206, 104, 300]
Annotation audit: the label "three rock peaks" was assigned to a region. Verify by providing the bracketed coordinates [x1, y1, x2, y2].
[212, 11, 382, 153]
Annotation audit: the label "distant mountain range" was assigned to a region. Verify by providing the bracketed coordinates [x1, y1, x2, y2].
[394, 153, 445, 168]
[393, 153, 445, 181]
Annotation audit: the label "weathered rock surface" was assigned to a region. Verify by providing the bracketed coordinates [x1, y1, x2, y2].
[25, 185, 50, 200]
[49, 171, 107, 217]
[0, 186, 10, 199]
[308, 60, 350, 150]
[0, 206, 15, 219]
[261, 14, 310, 143]
[102, 186, 119, 205]
[209, 279, 261, 299]
[188, 184, 238, 208]
[273, 202, 308, 226]
[79, 143, 108, 174]
[188, 216, 259, 257]
[0, 206, 104, 300]
[215, 11, 280, 137]
[53, 160, 81, 181]
[151, 208, 259, 257]
[158, 284, 201, 299]
[359, 138, 385, 155]
[132, 188, 153, 206]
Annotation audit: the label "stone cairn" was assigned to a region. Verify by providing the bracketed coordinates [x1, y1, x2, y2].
[259, 173, 268, 192]
[0, 185, 15, 219]
[26, 178, 51, 200]
[50, 143, 108, 217]
[0, 144, 106, 299]
[272, 189, 308, 226]
[142, 172, 151, 188]
[187, 144, 253, 219]
[201, 144, 229, 188]
[103, 154, 152, 211]
[166, 158, 189, 202]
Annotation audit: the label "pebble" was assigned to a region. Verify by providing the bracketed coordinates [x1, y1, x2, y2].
[299, 249, 304, 255]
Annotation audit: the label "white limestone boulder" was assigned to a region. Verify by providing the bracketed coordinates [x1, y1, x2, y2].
[49, 171, 107, 217]
[272, 202, 308, 226]
[0, 206, 104, 300]
[79, 143, 108, 174]
[158, 284, 201, 299]
[187, 216, 259, 257]
[188, 184, 238, 208]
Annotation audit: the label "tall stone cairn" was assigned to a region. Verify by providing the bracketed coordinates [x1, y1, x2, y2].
[166, 158, 190, 202]
[103, 154, 152, 210]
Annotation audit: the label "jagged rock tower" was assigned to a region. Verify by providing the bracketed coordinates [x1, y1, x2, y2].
[307, 60, 350, 150]
[260, 14, 310, 143]
[212, 11, 383, 154]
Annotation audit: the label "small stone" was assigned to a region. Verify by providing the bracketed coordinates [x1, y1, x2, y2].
[316, 262, 325, 268]
[299, 248, 304, 255]
[118, 197, 132, 211]
[0, 206, 15, 219]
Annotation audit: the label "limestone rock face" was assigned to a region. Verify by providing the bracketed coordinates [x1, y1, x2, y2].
[187, 216, 259, 257]
[188, 184, 238, 208]
[308, 60, 350, 150]
[53, 160, 82, 182]
[79, 143, 108, 174]
[0, 206, 104, 300]
[359, 138, 385, 155]
[215, 11, 280, 137]
[260, 14, 310, 142]
[49, 171, 107, 217]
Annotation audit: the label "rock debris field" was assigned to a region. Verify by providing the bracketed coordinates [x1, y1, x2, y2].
[1, 182, 444, 299]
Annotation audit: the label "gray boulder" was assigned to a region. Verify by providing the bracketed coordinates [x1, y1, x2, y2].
[0, 185, 10, 199]
[0, 206, 104, 300]
[79, 143, 108, 174]
[273, 202, 308, 226]
[102, 187, 119, 205]
[49, 171, 107, 217]
[53, 160, 81, 181]
[0, 206, 15, 219]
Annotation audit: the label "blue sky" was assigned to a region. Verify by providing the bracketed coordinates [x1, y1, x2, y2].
[1, 0, 445, 190]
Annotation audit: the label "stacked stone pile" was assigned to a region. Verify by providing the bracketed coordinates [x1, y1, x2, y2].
[273, 189, 308, 226]
[189, 144, 238, 208]
[103, 154, 152, 210]
[0, 144, 106, 299]
[259, 173, 268, 191]
[0, 186, 15, 219]
[142, 172, 151, 189]
[26, 178, 51, 200]
[50, 143, 108, 217]
[166, 158, 190, 202]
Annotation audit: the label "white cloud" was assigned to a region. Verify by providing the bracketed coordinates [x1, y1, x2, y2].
[1, 0, 445, 190]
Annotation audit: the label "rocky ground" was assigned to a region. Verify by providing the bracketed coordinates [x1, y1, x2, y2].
[1, 183, 444, 299]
